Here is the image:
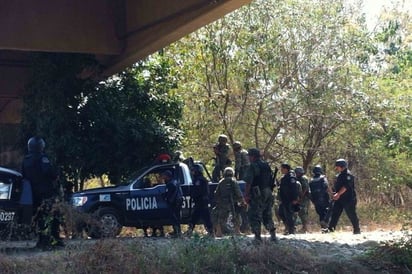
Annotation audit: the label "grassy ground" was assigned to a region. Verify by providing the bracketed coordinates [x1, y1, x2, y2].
[0, 203, 410, 273]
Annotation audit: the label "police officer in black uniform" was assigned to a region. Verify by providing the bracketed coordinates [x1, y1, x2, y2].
[21, 136, 62, 249]
[309, 165, 331, 229]
[278, 163, 299, 235]
[162, 170, 183, 237]
[327, 159, 360, 234]
[187, 164, 213, 236]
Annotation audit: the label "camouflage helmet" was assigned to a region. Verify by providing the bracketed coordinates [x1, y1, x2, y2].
[218, 134, 228, 143]
[294, 166, 305, 175]
[335, 159, 347, 168]
[223, 167, 235, 177]
[232, 141, 242, 149]
[27, 136, 46, 153]
[247, 148, 260, 158]
[312, 165, 323, 175]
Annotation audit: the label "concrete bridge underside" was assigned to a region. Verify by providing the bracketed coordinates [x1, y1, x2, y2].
[0, 0, 252, 168]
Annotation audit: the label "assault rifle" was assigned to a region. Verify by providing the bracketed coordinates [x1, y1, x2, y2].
[271, 166, 279, 191]
[323, 199, 335, 225]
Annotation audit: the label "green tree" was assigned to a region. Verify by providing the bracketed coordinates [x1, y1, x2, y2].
[355, 6, 412, 202]
[166, 0, 372, 172]
[21, 53, 183, 189]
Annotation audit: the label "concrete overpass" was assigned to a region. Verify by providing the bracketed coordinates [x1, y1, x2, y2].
[0, 0, 252, 168]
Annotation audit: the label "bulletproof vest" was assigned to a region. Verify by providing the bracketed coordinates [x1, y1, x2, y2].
[254, 160, 273, 189]
[22, 153, 55, 199]
[218, 178, 236, 201]
[310, 176, 328, 202]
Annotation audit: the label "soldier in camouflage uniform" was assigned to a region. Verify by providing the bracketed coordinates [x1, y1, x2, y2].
[294, 166, 310, 233]
[232, 141, 250, 180]
[212, 167, 245, 237]
[244, 148, 277, 242]
[212, 134, 231, 182]
[232, 141, 251, 233]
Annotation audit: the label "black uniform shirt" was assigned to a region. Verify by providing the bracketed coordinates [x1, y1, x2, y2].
[279, 172, 299, 204]
[21, 152, 57, 207]
[334, 168, 356, 203]
[191, 174, 209, 208]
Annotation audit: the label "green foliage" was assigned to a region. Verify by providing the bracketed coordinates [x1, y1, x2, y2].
[166, 0, 373, 170]
[164, 0, 412, 206]
[21, 53, 183, 186]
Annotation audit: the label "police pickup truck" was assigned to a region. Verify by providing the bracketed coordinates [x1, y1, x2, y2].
[0, 166, 35, 240]
[71, 162, 246, 238]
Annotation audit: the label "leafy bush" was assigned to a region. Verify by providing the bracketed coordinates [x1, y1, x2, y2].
[365, 220, 412, 270]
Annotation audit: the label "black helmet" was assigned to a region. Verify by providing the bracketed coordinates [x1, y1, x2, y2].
[191, 164, 204, 175]
[335, 159, 347, 168]
[174, 150, 185, 161]
[281, 163, 291, 171]
[247, 148, 260, 158]
[27, 136, 45, 153]
[312, 165, 323, 175]
[223, 167, 235, 177]
[294, 166, 305, 175]
[232, 141, 242, 149]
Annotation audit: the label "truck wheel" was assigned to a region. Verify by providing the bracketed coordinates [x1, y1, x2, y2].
[88, 207, 122, 238]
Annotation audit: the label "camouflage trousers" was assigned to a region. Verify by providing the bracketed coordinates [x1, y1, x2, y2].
[295, 198, 310, 226]
[34, 198, 64, 248]
[248, 188, 276, 236]
[212, 205, 240, 231]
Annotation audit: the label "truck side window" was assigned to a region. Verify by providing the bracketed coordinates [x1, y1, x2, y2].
[142, 177, 151, 188]
[135, 173, 162, 189]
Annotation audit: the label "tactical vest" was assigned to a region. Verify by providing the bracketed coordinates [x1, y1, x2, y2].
[254, 160, 273, 189]
[217, 178, 236, 202]
[309, 176, 328, 203]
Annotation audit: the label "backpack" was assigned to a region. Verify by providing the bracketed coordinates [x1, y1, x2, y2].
[256, 160, 274, 189]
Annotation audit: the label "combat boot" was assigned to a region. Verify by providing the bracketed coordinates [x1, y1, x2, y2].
[215, 224, 223, 237]
[353, 228, 361, 235]
[171, 225, 182, 238]
[234, 225, 242, 235]
[205, 226, 214, 238]
[282, 224, 289, 235]
[269, 229, 278, 243]
[185, 225, 194, 237]
[300, 223, 308, 234]
[253, 232, 262, 245]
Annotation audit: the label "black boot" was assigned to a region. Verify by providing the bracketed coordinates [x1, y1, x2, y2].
[253, 230, 262, 244]
[269, 229, 278, 243]
[171, 225, 181, 238]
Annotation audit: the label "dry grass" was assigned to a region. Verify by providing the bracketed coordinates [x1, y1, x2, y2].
[0, 202, 410, 273]
[2, 231, 411, 274]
